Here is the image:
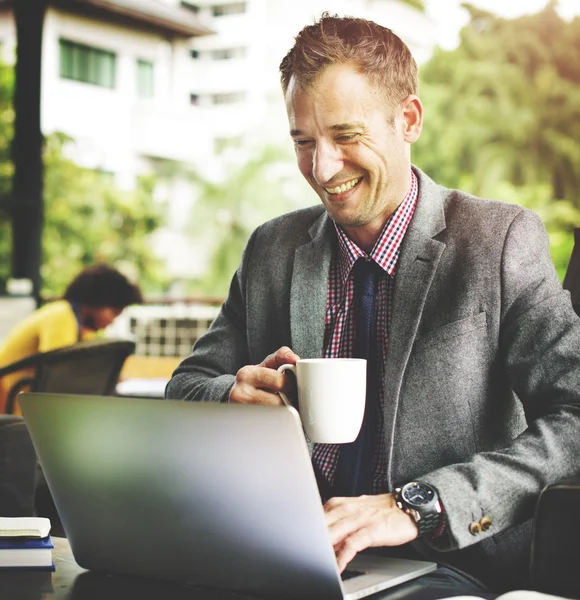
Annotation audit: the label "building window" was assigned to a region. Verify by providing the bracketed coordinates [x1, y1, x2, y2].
[136, 59, 154, 98]
[59, 39, 116, 88]
[189, 92, 246, 106]
[180, 1, 199, 13]
[212, 2, 246, 17]
[211, 47, 246, 60]
[211, 92, 246, 105]
[191, 48, 246, 61]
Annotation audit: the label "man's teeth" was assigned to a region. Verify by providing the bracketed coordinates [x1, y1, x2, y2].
[326, 178, 361, 194]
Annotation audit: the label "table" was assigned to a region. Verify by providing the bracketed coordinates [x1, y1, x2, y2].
[115, 354, 180, 399]
[0, 538, 496, 600]
[115, 377, 169, 399]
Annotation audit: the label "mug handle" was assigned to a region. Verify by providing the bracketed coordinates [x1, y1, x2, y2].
[277, 363, 296, 407]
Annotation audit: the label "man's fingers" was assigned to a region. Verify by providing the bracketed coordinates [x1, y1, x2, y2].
[228, 348, 300, 405]
[325, 499, 368, 546]
[260, 346, 300, 370]
[334, 527, 375, 573]
[229, 384, 283, 405]
[237, 364, 287, 391]
[229, 364, 287, 404]
[323, 493, 419, 571]
[324, 496, 360, 528]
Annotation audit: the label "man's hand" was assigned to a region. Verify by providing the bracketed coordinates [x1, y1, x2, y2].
[229, 346, 300, 405]
[324, 493, 418, 572]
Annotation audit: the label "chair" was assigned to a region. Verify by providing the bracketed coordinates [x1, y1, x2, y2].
[530, 475, 580, 598]
[0, 338, 136, 414]
[526, 230, 580, 598]
[563, 227, 580, 315]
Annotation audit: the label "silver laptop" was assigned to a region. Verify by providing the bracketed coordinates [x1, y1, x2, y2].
[20, 392, 436, 599]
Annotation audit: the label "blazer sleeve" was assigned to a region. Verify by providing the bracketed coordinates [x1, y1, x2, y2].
[165, 231, 258, 403]
[422, 209, 580, 551]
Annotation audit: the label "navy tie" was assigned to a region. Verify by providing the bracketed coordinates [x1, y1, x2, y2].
[334, 258, 379, 497]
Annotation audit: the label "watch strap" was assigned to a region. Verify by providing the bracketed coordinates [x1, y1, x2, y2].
[395, 483, 445, 539]
[415, 509, 443, 537]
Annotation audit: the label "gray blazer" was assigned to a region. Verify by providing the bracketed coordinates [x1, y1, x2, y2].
[167, 167, 580, 590]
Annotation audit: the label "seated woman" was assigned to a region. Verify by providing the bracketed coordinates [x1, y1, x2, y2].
[0, 264, 143, 413]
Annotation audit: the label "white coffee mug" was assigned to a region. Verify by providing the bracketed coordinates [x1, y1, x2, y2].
[277, 358, 366, 444]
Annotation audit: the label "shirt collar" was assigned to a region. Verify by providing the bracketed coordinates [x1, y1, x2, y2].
[334, 169, 419, 285]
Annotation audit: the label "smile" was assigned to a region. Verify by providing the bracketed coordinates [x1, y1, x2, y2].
[324, 177, 363, 195]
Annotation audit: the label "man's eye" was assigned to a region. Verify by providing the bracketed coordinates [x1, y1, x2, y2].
[337, 134, 359, 142]
[294, 139, 313, 148]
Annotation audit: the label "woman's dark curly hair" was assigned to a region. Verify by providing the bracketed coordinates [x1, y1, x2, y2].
[63, 264, 143, 309]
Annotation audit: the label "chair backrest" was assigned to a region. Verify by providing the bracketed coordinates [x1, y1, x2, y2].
[33, 339, 136, 395]
[4, 339, 136, 413]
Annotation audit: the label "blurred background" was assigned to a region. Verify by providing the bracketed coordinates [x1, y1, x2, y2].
[0, 0, 578, 367]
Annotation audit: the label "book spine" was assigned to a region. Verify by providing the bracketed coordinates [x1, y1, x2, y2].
[0, 536, 54, 550]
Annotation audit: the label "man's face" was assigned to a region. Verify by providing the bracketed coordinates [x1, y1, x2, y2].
[285, 62, 421, 249]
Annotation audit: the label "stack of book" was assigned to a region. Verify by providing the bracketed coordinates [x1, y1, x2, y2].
[0, 517, 54, 571]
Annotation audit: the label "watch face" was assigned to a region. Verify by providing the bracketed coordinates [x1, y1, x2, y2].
[402, 482, 435, 507]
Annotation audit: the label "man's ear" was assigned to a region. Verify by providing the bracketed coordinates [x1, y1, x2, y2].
[401, 95, 423, 144]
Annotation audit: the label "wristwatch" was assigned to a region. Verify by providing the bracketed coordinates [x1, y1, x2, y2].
[394, 481, 444, 538]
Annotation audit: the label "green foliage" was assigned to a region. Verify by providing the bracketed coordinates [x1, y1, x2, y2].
[399, 0, 425, 11]
[42, 133, 168, 298]
[0, 61, 14, 293]
[0, 56, 167, 298]
[414, 3, 580, 279]
[187, 144, 313, 297]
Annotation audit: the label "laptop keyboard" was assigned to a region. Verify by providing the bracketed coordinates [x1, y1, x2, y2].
[341, 569, 366, 581]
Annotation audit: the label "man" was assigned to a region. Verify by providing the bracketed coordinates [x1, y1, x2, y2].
[167, 14, 580, 593]
[0, 263, 142, 413]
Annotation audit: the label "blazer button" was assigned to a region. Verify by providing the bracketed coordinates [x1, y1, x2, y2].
[469, 522, 481, 536]
[479, 517, 492, 531]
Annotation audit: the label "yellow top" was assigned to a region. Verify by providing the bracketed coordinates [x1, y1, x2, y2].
[0, 300, 95, 414]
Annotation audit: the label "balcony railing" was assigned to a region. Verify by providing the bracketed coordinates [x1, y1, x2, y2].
[106, 300, 222, 357]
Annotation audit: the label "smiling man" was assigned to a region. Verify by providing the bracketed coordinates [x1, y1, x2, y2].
[287, 61, 419, 252]
[167, 14, 580, 595]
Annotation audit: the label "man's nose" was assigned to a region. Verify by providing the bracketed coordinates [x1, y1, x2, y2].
[312, 141, 343, 186]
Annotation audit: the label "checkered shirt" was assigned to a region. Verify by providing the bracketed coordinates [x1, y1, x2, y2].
[312, 170, 419, 498]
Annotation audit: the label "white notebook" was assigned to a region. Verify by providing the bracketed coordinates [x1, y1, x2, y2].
[0, 517, 51, 538]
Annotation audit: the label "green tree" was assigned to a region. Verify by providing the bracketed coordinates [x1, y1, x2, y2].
[0, 57, 167, 297]
[413, 2, 580, 278]
[187, 144, 313, 297]
[400, 0, 425, 11]
[0, 60, 15, 292]
[41, 133, 168, 297]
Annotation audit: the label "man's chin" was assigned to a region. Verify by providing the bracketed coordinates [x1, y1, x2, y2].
[326, 209, 368, 229]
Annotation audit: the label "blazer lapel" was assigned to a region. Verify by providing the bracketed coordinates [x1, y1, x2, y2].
[383, 168, 447, 488]
[290, 211, 335, 359]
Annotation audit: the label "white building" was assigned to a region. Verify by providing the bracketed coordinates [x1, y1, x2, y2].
[0, 0, 436, 284]
[187, 0, 436, 154]
[0, 0, 216, 185]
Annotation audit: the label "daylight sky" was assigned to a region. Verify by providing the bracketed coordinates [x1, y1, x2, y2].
[426, 0, 580, 49]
